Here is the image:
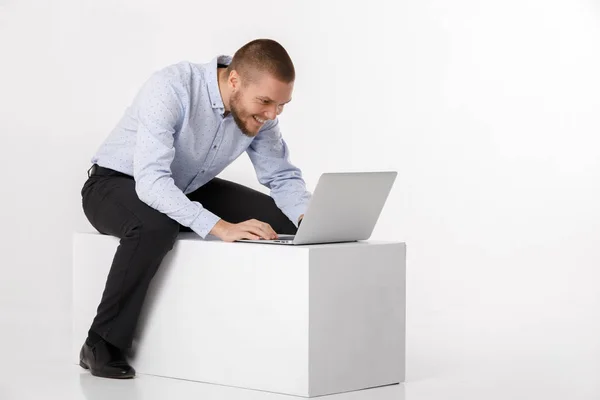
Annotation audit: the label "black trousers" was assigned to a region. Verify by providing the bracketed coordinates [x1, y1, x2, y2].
[81, 165, 297, 350]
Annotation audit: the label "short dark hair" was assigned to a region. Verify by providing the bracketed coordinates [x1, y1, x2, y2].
[227, 39, 295, 84]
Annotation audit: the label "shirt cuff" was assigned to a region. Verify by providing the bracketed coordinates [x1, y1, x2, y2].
[286, 205, 308, 229]
[189, 207, 221, 239]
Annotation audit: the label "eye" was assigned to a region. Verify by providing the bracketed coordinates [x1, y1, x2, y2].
[259, 99, 270, 105]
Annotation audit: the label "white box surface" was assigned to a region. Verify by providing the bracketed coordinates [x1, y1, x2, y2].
[73, 232, 406, 397]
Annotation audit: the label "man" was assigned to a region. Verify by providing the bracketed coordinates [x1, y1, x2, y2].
[79, 39, 311, 379]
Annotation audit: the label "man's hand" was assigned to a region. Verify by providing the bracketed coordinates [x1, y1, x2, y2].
[210, 219, 278, 242]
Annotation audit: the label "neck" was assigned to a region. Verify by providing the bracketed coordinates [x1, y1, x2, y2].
[217, 68, 232, 112]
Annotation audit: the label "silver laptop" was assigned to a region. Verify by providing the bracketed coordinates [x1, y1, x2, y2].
[238, 171, 397, 245]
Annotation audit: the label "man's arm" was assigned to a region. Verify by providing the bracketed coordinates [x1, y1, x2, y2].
[246, 119, 311, 227]
[132, 72, 279, 241]
[132, 72, 221, 238]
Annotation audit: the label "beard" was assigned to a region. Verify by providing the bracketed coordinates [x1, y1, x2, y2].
[230, 90, 258, 138]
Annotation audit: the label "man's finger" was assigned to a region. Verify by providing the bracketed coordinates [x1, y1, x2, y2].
[241, 226, 269, 240]
[240, 233, 260, 240]
[243, 221, 276, 239]
[229, 230, 260, 241]
[256, 221, 277, 238]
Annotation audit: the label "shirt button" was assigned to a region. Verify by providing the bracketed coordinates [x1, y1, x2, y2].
[213, 145, 217, 149]
[201, 170, 205, 173]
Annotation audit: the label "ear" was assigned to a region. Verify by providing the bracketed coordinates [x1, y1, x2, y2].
[228, 69, 240, 90]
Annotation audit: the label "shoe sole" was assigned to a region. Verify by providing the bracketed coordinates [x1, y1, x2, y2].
[79, 360, 135, 379]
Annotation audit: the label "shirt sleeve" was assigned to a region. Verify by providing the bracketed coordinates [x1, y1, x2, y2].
[246, 119, 312, 227]
[132, 72, 221, 238]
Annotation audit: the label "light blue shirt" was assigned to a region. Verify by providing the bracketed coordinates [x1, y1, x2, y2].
[92, 55, 311, 238]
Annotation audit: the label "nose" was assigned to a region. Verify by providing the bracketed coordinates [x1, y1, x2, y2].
[264, 104, 281, 120]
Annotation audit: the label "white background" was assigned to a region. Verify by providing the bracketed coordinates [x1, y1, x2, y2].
[1, 0, 599, 398]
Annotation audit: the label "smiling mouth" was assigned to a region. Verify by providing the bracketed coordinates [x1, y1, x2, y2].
[253, 115, 265, 124]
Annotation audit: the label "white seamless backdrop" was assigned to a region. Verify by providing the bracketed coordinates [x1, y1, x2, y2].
[1, 0, 599, 395]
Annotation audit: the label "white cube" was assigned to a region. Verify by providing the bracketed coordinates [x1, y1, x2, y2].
[73, 232, 406, 397]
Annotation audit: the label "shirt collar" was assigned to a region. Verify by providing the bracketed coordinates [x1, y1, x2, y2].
[206, 55, 232, 113]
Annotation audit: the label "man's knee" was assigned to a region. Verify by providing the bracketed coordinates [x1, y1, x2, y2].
[128, 216, 179, 253]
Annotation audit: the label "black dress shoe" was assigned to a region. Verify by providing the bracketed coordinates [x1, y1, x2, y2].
[79, 339, 136, 379]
